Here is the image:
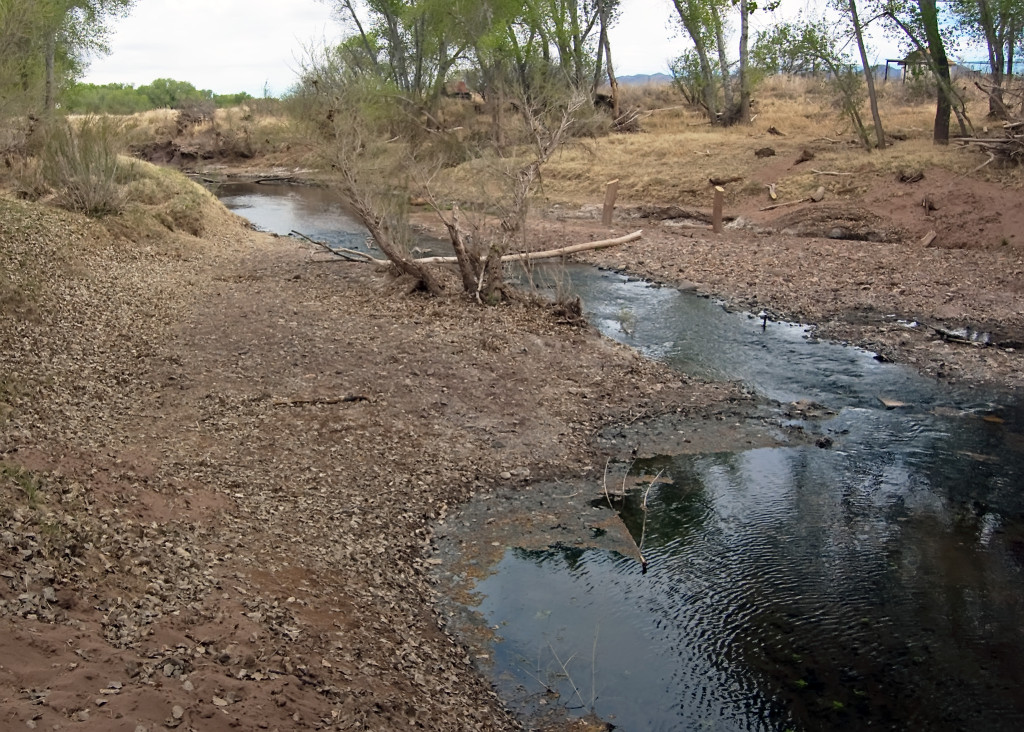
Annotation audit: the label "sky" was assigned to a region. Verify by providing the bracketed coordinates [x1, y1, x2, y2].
[81, 0, 904, 97]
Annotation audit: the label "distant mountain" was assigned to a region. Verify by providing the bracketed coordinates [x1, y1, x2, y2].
[616, 73, 673, 86]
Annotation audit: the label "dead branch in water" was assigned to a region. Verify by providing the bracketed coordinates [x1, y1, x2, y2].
[290, 230, 369, 262]
[637, 469, 663, 573]
[343, 230, 644, 267]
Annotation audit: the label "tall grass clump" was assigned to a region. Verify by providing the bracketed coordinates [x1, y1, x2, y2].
[41, 115, 135, 216]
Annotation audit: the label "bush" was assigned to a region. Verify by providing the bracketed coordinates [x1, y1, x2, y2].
[41, 116, 135, 216]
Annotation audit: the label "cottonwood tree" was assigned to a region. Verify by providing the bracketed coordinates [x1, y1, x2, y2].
[670, 0, 779, 124]
[323, 0, 621, 119]
[592, 0, 622, 115]
[755, 18, 877, 147]
[670, 0, 726, 120]
[325, 0, 466, 106]
[750, 19, 825, 73]
[951, 0, 1024, 117]
[881, 0, 971, 143]
[37, 0, 136, 111]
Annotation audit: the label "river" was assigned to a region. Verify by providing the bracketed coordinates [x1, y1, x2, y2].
[219, 181, 1024, 731]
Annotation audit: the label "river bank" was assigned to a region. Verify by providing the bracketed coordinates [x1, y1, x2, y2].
[4, 129, 1022, 728]
[1, 177, 756, 731]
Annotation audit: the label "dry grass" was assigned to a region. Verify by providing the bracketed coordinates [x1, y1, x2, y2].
[515, 76, 1022, 209]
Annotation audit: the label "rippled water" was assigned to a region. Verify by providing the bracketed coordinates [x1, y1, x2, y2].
[477, 268, 1024, 730]
[219, 185, 1024, 731]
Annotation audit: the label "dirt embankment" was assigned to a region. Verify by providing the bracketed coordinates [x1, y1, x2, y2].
[1, 176, 751, 732]
[508, 163, 1024, 393]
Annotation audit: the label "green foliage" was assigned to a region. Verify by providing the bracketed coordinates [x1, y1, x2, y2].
[137, 77, 213, 109]
[0, 0, 49, 113]
[670, 49, 719, 106]
[751, 19, 830, 76]
[61, 79, 257, 113]
[324, 0, 617, 107]
[41, 115, 136, 216]
[62, 81, 149, 113]
[213, 91, 253, 107]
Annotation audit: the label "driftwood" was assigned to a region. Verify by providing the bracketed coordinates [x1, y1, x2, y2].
[290, 230, 368, 262]
[636, 205, 733, 223]
[334, 231, 644, 268]
[954, 120, 1024, 166]
[760, 186, 826, 211]
[411, 230, 644, 265]
[811, 169, 853, 176]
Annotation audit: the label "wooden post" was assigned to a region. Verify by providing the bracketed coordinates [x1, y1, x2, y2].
[602, 179, 620, 226]
[712, 186, 725, 233]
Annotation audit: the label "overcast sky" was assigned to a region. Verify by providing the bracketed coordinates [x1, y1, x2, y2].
[81, 0, 900, 97]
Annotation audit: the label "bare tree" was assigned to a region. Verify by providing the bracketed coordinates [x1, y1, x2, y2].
[297, 47, 587, 301]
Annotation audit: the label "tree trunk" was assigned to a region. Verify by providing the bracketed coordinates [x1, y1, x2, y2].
[44, 29, 56, 111]
[592, 16, 606, 97]
[738, 0, 750, 123]
[885, 9, 970, 139]
[712, 7, 733, 120]
[849, 0, 886, 148]
[696, 41, 718, 121]
[1007, 21, 1018, 79]
[605, 33, 620, 119]
[977, 0, 1007, 118]
[919, 0, 953, 144]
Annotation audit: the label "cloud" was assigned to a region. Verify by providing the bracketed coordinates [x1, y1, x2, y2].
[83, 0, 335, 96]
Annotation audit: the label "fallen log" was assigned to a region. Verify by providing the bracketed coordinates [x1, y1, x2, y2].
[273, 395, 370, 407]
[757, 186, 827, 211]
[290, 230, 370, 262]
[333, 230, 643, 268]
[408, 230, 644, 265]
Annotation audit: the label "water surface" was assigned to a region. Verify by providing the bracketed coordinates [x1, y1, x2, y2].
[219, 184, 1024, 731]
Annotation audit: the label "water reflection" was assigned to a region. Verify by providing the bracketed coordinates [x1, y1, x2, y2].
[477, 443, 1024, 730]
[218, 182, 372, 251]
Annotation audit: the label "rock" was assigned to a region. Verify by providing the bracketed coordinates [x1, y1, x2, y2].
[795, 148, 816, 164]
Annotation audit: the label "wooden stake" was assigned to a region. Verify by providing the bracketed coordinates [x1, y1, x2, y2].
[602, 178, 620, 226]
[712, 186, 725, 233]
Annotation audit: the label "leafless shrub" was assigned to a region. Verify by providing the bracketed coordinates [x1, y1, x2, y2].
[40, 116, 136, 216]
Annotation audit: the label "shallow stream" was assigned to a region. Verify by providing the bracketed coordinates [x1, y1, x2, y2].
[220, 183, 1024, 731]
